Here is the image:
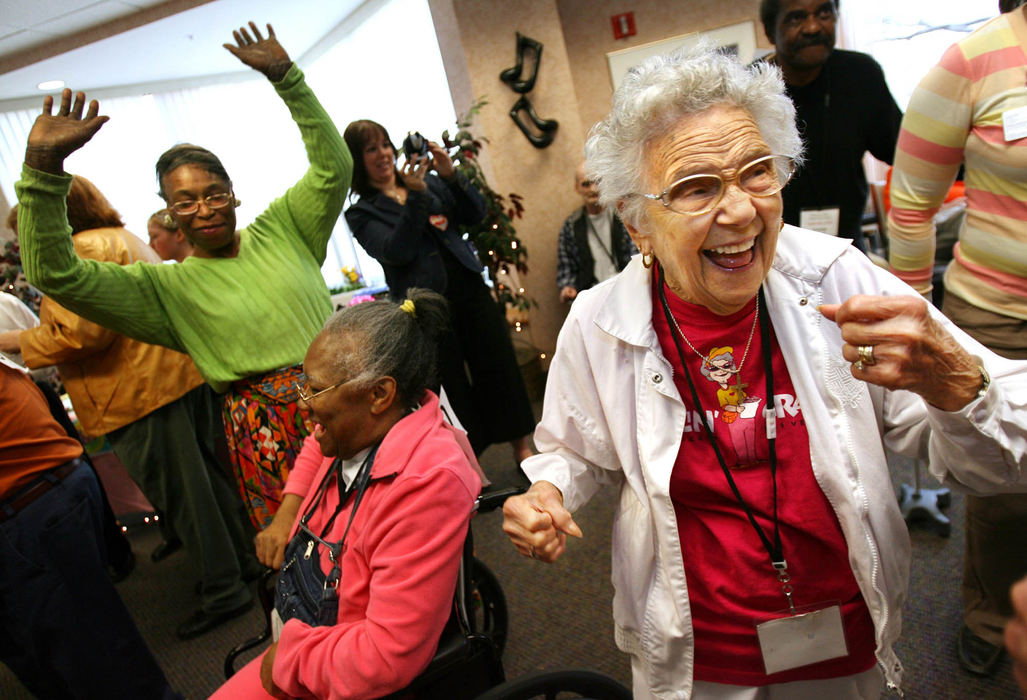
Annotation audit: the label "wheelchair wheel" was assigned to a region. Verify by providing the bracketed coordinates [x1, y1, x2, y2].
[473, 668, 632, 700]
[470, 557, 508, 655]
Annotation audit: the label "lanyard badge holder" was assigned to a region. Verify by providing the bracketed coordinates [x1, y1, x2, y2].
[657, 271, 848, 675]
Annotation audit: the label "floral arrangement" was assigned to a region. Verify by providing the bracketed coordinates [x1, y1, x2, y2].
[442, 98, 534, 312]
[328, 266, 365, 295]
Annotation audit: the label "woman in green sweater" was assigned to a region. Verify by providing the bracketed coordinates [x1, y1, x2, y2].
[15, 22, 352, 529]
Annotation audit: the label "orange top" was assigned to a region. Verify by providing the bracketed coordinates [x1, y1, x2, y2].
[0, 365, 81, 500]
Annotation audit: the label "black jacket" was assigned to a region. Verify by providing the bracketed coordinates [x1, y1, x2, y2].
[345, 172, 486, 300]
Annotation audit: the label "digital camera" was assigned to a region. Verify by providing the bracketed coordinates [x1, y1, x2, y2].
[402, 131, 429, 160]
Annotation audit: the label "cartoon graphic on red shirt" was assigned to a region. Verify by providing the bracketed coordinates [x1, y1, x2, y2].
[700, 346, 761, 467]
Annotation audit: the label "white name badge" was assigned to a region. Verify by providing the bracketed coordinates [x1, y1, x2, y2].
[799, 207, 841, 236]
[1003, 105, 1027, 142]
[755, 604, 848, 674]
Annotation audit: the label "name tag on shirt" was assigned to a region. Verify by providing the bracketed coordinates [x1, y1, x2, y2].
[1003, 105, 1027, 142]
[799, 207, 840, 236]
[756, 604, 848, 674]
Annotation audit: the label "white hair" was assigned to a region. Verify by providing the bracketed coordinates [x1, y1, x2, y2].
[585, 45, 803, 230]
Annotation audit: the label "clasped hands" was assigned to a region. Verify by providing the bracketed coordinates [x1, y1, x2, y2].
[501, 480, 582, 564]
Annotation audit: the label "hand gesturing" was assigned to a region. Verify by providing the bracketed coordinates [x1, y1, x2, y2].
[25, 89, 108, 174]
[223, 22, 292, 82]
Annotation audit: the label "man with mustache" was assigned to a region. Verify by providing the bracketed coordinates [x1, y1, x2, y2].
[759, 0, 902, 253]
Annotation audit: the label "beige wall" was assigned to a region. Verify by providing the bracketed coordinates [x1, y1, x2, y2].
[429, 0, 768, 359]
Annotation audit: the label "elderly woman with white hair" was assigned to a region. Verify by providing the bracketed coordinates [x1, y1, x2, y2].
[502, 46, 1027, 699]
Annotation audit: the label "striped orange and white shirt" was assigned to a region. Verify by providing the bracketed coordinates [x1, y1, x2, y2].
[888, 9, 1027, 321]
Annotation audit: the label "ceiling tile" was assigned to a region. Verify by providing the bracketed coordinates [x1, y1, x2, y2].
[4, 0, 102, 30]
[0, 29, 60, 56]
[37, 1, 140, 35]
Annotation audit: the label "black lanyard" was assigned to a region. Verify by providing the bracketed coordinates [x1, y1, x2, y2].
[656, 265, 785, 575]
[300, 444, 380, 563]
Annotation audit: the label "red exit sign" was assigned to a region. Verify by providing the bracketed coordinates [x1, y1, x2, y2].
[611, 12, 636, 40]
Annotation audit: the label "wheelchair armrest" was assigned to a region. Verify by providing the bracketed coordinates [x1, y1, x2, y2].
[476, 486, 526, 515]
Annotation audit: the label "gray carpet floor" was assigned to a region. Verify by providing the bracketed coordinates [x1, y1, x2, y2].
[1, 447, 1023, 698]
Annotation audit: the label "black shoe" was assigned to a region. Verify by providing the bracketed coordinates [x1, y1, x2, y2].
[957, 624, 1004, 676]
[151, 537, 183, 563]
[175, 599, 253, 640]
[108, 549, 136, 583]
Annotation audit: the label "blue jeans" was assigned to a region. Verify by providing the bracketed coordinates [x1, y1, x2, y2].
[0, 464, 179, 699]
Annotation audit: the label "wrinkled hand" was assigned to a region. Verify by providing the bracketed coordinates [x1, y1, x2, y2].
[255, 517, 291, 570]
[559, 286, 578, 303]
[427, 141, 455, 180]
[25, 89, 109, 174]
[502, 480, 582, 563]
[399, 153, 431, 193]
[1005, 577, 1027, 695]
[0, 330, 21, 354]
[819, 294, 981, 411]
[259, 642, 288, 698]
[223, 22, 292, 82]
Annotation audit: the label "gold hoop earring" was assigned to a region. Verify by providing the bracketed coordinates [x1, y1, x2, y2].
[232, 197, 242, 208]
[641, 251, 654, 269]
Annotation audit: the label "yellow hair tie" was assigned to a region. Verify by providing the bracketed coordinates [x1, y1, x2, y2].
[400, 299, 416, 317]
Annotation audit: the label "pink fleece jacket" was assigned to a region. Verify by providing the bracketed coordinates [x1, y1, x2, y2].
[217, 391, 481, 699]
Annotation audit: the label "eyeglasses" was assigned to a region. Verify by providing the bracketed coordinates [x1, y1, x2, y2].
[296, 376, 348, 403]
[168, 192, 233, 216]
[641, 154, 795, 217]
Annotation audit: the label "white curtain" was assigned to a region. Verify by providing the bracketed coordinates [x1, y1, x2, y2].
[0, 0, 455, 290]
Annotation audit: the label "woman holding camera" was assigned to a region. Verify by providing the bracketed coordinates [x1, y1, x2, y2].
[343, 120, 535, 464]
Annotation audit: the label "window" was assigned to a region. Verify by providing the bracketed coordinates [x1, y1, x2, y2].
[839, 0, 999, 110]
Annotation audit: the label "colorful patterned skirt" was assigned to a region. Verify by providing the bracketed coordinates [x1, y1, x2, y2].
[222, 365, 314, 529]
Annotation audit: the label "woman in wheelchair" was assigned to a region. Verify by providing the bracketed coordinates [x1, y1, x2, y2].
[213, 288, 483, 699]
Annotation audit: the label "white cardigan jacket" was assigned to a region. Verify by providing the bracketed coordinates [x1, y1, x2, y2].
[523, 225, 1027, 699]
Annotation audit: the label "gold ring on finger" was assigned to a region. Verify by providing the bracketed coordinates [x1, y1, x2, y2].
[857, 344, 876, 366]
[854, 359, 864, 372]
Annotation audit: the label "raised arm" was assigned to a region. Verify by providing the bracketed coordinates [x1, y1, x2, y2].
[24, 89, 107, 175]
[16, 94, 181, 349]
[223, 21, 293, 82]
[236, 22, 352, 261]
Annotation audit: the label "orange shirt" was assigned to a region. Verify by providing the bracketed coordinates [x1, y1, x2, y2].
[0, 365, 81, 500]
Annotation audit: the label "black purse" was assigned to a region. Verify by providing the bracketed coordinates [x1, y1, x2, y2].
[275, 446, 377, 628]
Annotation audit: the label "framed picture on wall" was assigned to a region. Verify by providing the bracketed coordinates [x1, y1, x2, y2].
[606, 20, 759, 91]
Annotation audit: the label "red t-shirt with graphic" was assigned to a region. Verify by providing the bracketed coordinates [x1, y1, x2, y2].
[651, 275, 876, 685]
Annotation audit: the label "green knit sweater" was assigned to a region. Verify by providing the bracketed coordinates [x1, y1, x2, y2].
[16, 66, 352, 392]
